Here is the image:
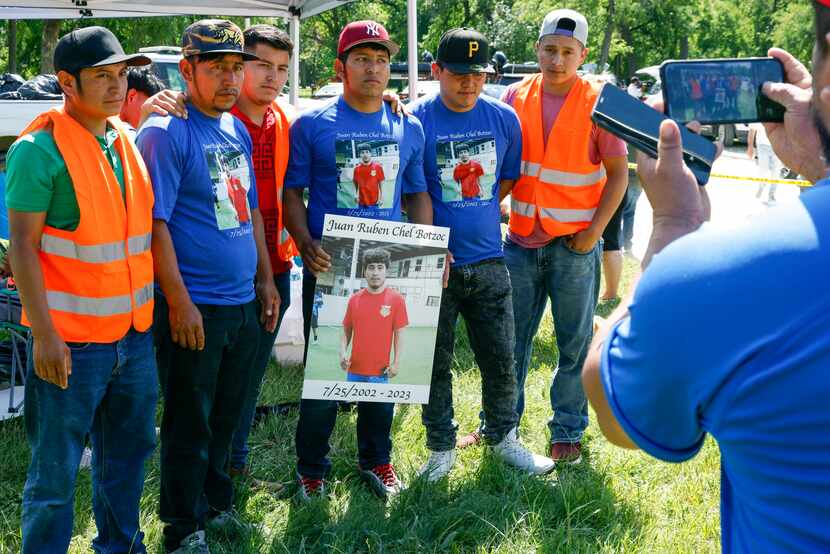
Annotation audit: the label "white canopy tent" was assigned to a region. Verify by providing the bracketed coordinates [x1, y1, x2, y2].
[1, 0, 421, 102]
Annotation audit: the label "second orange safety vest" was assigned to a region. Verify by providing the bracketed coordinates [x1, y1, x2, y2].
[509, 74, 607, 238]
[272, 100, 298, 264]
[17, 107, 154, 343]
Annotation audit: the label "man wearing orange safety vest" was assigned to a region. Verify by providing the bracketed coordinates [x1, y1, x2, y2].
[496, 9, 628, 464]
[5, 27, 157, 553]
[227, 24, 298, 488]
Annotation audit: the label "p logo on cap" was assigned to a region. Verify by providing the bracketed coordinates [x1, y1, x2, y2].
[468, 41, 479, 58]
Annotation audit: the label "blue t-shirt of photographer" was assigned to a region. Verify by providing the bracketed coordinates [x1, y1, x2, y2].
[285, 96, 427, 240]
[409, 93, 521, 266]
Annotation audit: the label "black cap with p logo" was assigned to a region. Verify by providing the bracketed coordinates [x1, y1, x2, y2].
[436, 28, 494, 74]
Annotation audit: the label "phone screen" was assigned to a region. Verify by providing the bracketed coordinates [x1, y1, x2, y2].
[661, 58, 785, 124]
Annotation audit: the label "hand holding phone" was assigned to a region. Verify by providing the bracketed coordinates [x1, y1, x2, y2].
[661, 57, 785, 124]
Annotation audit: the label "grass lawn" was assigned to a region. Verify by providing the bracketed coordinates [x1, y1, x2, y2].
[0, 256, 722, 553]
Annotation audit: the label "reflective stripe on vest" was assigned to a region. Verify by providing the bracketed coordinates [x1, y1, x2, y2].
[520, 164, 607, 187]
[41, 235, 126, 263]
[47, 281, 153, 317]
[40, 232, 151, 263]
[127, 232, 152, 256]
[511, 199, 596, 223]
[47, 290, 133, 316]
[133, 282, 154, 308]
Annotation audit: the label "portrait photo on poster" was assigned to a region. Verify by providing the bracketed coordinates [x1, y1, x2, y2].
[336, 139, 400, 210]
[205, 144, 253, 231]
[437, 136, 496, 203]
[303, 215, 450, 404]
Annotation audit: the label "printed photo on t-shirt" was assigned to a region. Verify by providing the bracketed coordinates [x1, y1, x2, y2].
[204, 144, 253, 231]
[436, 137, 496, 202]
[302, 214, 449, 404]
[335, 139, 400, 209]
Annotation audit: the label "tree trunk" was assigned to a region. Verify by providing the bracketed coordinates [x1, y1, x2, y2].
[598, 0, 615, 72]
[8, 20, 18, 74]
[620, 24, 638, 79]
[40, 20, 62, 74]
[679, 34, 689, 59]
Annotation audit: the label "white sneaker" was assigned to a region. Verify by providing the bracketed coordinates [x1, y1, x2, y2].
[79, 447, 92, 470]
[170, 530, 210, 554]
[418, 449, 457, 482]
[493, 428, 555, 476]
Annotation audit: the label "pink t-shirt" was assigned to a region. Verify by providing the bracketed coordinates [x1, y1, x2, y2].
[502, 83, 627, 248]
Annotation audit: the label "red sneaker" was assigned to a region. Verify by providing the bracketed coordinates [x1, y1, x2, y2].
[296, 471, 326, 501]
[360, 463, 403, 498]
[550, 441, 582, 465]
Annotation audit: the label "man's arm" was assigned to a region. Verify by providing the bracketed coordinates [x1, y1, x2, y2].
[583, 119, 708, 449]
[498, 179, 516, 201]
[283, 188, 331, 275]
[389, 327, 403, 377]
[340, 325, 352, 371]
[8, 210, 71, 389]
[152, 219, 204, 350]
[252, 207, 279, 332]
[568, 155, 628, 253]
[403, 192, 433, 225]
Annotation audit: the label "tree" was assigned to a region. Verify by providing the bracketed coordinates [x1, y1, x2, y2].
[39, 20, 61, 74]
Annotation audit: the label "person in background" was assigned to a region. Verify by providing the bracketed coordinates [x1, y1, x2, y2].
[119, 66, 165, 130]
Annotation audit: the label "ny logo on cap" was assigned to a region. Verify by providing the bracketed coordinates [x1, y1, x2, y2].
[366, 22, 381, 36]
[468, 40, 479, 58]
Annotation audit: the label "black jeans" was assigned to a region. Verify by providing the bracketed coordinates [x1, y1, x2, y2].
[422, 259, 518, 451]
[154, 294, 259, 551]
[295, 273, 394, 479]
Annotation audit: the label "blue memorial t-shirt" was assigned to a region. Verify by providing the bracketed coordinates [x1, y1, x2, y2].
[410, 93, 521, 266]
[137, 104, 259, 305]
[600, 181, 830, 553]
[284, 96, 427, 240]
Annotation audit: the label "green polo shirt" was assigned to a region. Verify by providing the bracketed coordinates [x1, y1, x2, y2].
[5, 124, 125, 231]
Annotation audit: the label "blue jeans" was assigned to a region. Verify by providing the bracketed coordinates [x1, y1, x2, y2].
[22, 329, 157, 554]
[622, 183, 642, 251]
[346, 373, 388, 383]
[504, 236, 600, 443]
[229, 271, 291, 470]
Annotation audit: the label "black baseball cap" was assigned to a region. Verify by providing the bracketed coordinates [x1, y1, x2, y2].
[436, 28, 494, 74]
[181, 19, 258, 61]
[54, 26, 151, 74]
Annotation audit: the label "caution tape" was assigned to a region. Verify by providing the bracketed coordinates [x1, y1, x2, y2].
[626, 162, 812, 187]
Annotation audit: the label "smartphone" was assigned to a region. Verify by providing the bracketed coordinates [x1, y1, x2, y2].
[591, 83, 717, 186]
[661, 57, 785, 124]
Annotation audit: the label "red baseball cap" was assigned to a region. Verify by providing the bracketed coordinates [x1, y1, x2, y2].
[337, 20, 400, 57]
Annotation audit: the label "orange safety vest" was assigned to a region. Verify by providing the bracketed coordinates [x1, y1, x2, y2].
[17, 108, 154, 343]
[509, 74, 606, 238]
[272, 100, 297, 264]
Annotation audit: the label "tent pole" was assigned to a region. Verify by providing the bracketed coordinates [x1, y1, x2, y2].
[289, 10, 300, 106]
[407, 0, 417, 99]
